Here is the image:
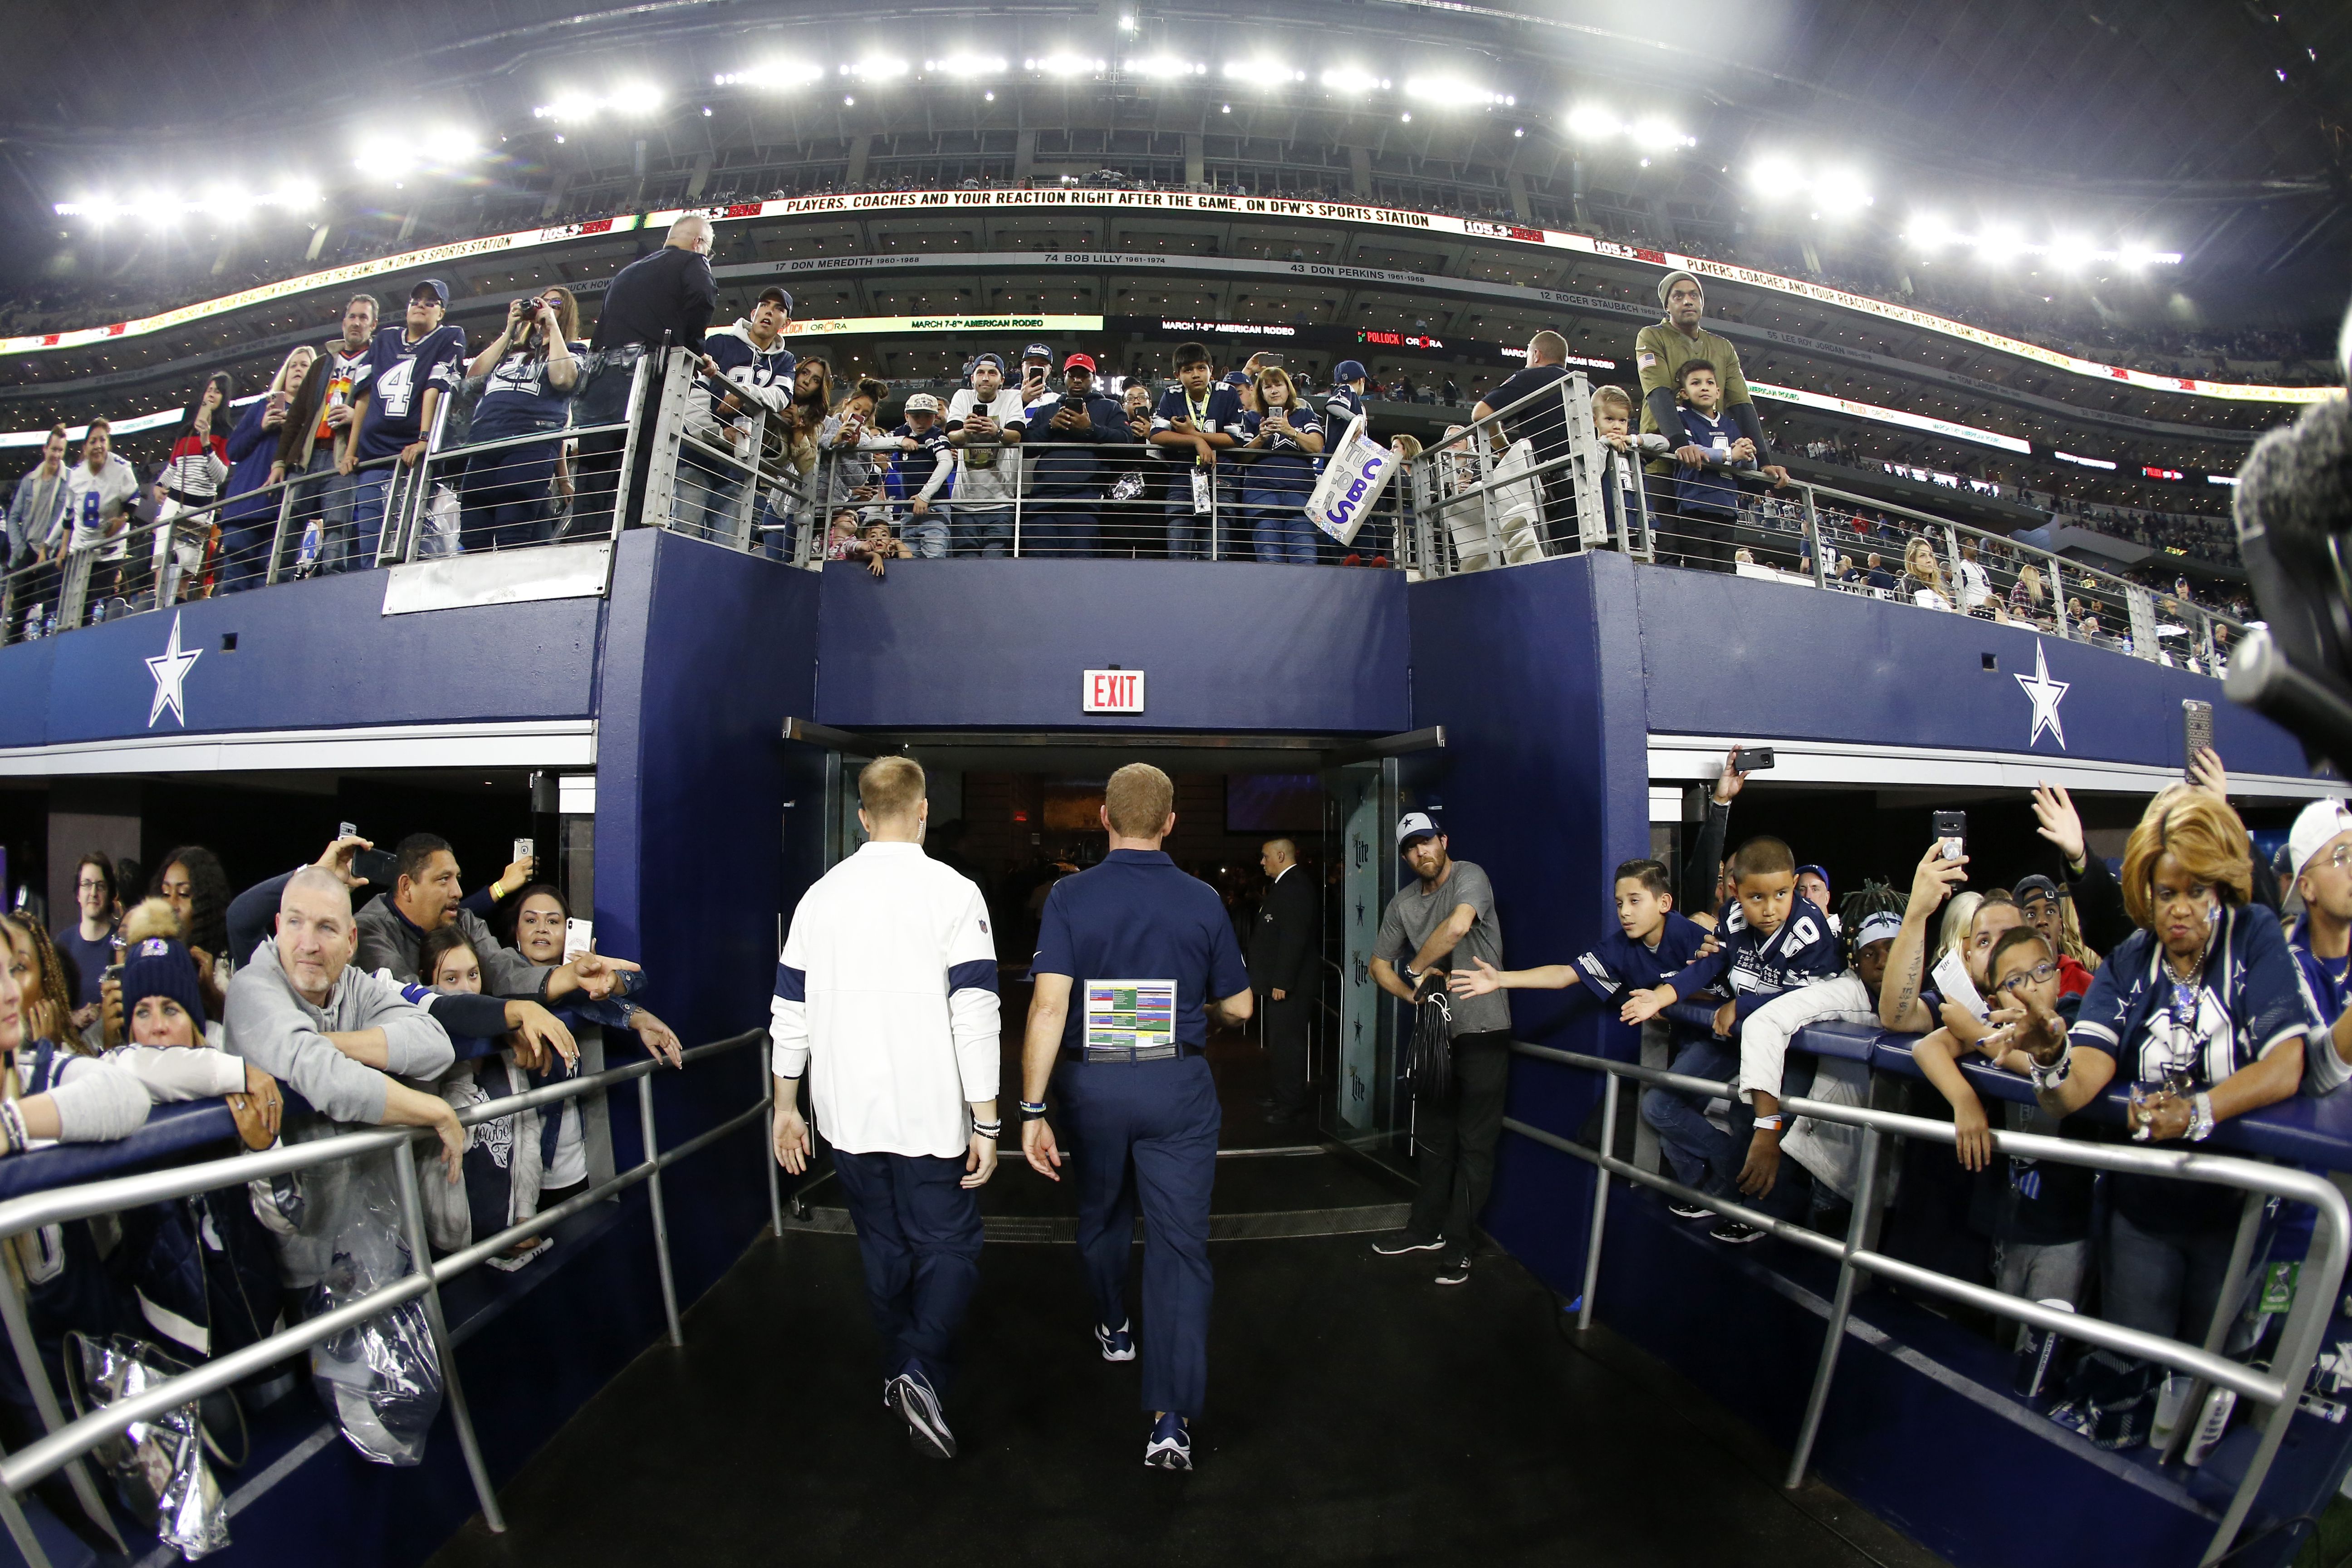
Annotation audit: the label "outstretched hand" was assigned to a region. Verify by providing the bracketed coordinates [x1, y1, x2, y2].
[2031, 781, 2085, 867]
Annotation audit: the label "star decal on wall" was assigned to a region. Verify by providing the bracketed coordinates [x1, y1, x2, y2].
[2014, 640, 2070, 750]
[145, 612, 201, 729]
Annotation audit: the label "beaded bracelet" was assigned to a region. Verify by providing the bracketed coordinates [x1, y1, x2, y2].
[0, 1100, 28, 1155]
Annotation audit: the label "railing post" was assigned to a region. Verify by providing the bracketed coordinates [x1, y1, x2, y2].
[390, 1139, 508, 1534]
[765, 1065, 784, 1240]
[1011, 455, 1024, 558]
[638, 1078, 685, 1347]
[1803, 486, 1828, 588]
[1786, 1124, 1885, 1490]
[265, 472, 299, 586]
[1577, 1072, 1618, 1333]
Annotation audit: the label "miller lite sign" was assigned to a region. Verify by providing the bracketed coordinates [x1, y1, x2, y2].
[1083, 669, 1146, 714]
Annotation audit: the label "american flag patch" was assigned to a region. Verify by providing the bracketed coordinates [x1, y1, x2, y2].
[1637, 351, 1658, 369]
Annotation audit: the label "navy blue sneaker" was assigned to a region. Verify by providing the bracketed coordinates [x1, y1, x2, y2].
[1144, 1411, 1192, 1471]
[887, 1369, 956, 1459]
[1096, 1320, 1137, 1362]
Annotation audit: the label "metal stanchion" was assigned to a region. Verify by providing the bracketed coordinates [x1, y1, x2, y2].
[638, 1080, 685, 1347]
[1785, 1125, 1885, 1490]
[391, 1140, 508, 1534]
[764, 1063, 784, 1240]
[1577, 1072, 1618, 1333]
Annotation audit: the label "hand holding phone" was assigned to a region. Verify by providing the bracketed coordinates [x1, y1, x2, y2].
[1932, 809, 1967, 862]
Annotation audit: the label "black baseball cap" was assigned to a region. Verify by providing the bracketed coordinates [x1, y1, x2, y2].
[2014, 873, 2064, 904]
[756, 285, 793, 311]
[1021, 342, 1054, 363]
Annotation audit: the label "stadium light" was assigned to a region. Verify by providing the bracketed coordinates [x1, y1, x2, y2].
[608, 82, 663, 115]
[1225, 60, 1304, 86]
[1748, 156, 1800, 198]
[715, 61, 823, 88]
[931, 54, 1007, 77]
[1404, 75, 1509, 107]
[1129, 55, 1206, 78]
[1748, 158, 1869, 211]
[1319, 67, 1387, 94]
[533, 94, 602, 122]
[421, 127, 481, 162]
[1031, 53, 1106, 76]
[845, 56, 908, 80]
[1812, 170, 1872, 213]
[1565, 105, 1622, 139]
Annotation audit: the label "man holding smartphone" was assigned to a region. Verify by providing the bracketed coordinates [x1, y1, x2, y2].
[944, 354, 1027, 556]
[1019, 353, 1124, 556]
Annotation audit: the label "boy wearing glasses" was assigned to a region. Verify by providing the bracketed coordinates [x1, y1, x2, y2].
[1910, 925, 2094, 1336]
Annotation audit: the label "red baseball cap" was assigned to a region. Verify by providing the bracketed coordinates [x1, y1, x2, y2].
[1063, 352, 1097, 372]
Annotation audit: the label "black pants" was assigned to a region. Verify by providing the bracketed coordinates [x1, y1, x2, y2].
[1673, 507, 1738, 573]
[1406, 1030, 1512, 1248]
[1262, 992, 1310, 1117]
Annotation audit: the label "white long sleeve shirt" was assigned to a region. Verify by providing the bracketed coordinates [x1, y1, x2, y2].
[769, 841, 1000, 1158]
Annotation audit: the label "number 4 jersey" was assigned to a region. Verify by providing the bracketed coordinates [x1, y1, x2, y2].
[352, 324, 466, 462]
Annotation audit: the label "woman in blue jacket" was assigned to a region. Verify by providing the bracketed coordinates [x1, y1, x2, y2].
[216, 346, 314, 595]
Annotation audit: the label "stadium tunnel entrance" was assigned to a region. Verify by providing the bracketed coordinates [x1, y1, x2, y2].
[778, 722, 1449, 1231]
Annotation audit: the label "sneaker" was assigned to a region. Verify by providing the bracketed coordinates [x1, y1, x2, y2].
[1370, 555, 1390, 568]
[1666, 1200, 1714, 1220]
[1096, 1321, 1137, 1362]
[1371, 1232, 1446, 1257]
[1709, 1220, 1767, 1245]
[1343, 553, 1362, 567]
[1435, 1253, 1473, 1286]
[887, 1369, 956, 1460]
[1144, 1411, 1192, 1471]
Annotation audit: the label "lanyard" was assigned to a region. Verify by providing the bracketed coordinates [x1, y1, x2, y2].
[1185, 388, 1211, 427]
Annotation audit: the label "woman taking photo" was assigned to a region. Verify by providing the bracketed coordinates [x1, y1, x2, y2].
[2014, 787, 2306, 1349]
[216, 346, 314, 594]
[1239, 367, 1324, 565]
[457, 287, 584, 553]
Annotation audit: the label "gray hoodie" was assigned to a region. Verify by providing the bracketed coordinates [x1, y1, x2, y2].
[224, 937, 453, 1124]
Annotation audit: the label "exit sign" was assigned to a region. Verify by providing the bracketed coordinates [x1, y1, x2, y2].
[1083, 669, 1145, 714]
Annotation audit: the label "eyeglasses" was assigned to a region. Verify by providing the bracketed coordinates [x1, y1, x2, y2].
[2320, 846, 2352, 872]
[75, 878, 106, 892]
[1994, 960, 2058, 995]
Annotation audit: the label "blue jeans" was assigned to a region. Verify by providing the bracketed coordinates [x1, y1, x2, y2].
[830, 1151, 985, 1388]
[348, 468, 396, 569]
[950, 505, 1011, 557]
[287, 450, 357, 577]
[1641, 1036, 1742, 1197]
[458, 441, 559, 554]
[901, 505, 949, 559]
[1056, 1053, 1220, 1416]
[676, 449, 743, 544]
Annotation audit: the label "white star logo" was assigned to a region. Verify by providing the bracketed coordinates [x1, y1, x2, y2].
[144, 612, 201, 729]
[2014, 640, 2070, 750]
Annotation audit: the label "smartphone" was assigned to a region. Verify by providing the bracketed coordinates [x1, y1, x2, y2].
[1932, 809, 1967, 862]
[338, 820, 358, 841]
[1734, 746, 1776, 773]
[564, 917, 593, 961]
[352, 848, 400, 887]
[1259, 353, 1285, 370]
[2182, 700, 2214, 783]
[513, 837, 535, 869]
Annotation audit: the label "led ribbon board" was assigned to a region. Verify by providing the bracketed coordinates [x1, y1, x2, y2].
[10, 190, 2334, 408]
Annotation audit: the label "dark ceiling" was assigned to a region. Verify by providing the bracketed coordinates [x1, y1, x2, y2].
[0, 0, 2345, 279]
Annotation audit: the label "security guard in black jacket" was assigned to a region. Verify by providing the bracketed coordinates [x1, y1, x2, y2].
[1248, 838, 1320, 1124]
[576, 213, 723, 533]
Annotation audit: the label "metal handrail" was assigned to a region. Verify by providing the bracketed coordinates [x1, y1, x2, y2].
[0, 1026, 777, 1566]
[1505, 1038, 2347, 1567]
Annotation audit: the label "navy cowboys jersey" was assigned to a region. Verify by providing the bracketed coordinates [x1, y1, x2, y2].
[353, 324, 466, 460]
[1571, 912, 1713, 1002]
[469, 340, 589, 441]
[1670, 905, 1843, 1031]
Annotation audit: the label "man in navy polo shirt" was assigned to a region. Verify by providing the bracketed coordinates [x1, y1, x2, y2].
[1019, 763, 1254, 1473]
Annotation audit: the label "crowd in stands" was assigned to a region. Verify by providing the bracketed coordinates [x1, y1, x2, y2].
[1451, 741, 2349, 1454]
[0, 829, 675, 1509]
[0, 220, 2249, 652]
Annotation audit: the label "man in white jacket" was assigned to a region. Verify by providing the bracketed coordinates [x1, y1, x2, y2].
[771, 755, 1000, 1460]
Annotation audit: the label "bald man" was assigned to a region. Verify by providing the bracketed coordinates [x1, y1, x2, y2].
[578, 213, 724, 529]
[225, 866, 463, 1285]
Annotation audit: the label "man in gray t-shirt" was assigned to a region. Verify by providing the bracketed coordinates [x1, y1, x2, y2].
[1367, 811, 1512, 1284]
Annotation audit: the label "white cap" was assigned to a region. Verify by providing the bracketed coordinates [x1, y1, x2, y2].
[2288, 798, 2352, 878]
[1396, 811, 1441, 849]
[904, 392, 942, 413]
[1852, 911, 1904, 949]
